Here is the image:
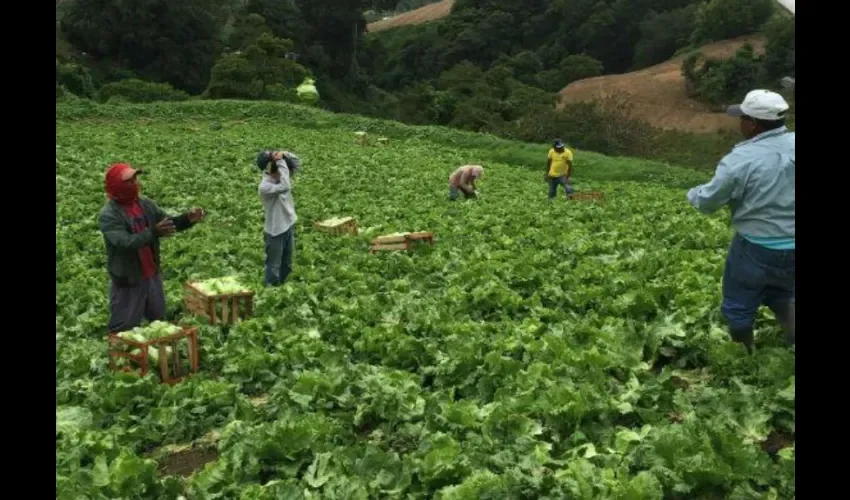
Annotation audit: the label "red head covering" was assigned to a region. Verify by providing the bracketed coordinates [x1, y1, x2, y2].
[104, 163, 141, 204]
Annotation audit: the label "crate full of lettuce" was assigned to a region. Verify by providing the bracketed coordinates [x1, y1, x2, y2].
[108, 321, 199, 384]
[184, 276, 254, 325]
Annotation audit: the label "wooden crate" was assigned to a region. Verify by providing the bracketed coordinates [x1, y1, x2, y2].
[108, 325, 199, 385]
[370, 232, 435, 253]
[315, 217, 360, 236]
[354, 132, 370, 145]
[568, 191, 605, 202]
[184, 281, 254, 325]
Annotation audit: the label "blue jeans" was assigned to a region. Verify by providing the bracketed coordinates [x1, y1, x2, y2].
[721, 234, 795, 341]
[548, 176, 574, 198]
[264, 227, 295, 286]
[449, 185, 475, 201]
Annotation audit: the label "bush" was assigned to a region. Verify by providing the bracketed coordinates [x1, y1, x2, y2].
[263, 83, 298, 102]
[509, 92, 655, 158]
[205, 54, 264, 100]
[691, 0, 775, 44]
[763, 13, 795, 79]
[205, 34, 312, 101]
[633, 5, 698, 70]
[98, 79, 189, 103]
[56, 60, 95, 98]
[682, 44, 764, 106]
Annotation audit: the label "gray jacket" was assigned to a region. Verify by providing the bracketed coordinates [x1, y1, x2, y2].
[98, 199, 195, 285]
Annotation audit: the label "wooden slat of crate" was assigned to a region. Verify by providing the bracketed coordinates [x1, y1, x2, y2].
[568, 191, 605, 202]
[370, 232, 435, 253]
[184, 281, 255, 326]
[315, 217, 359, 236]
[370, 242, 410, 252]
[407, 232, 435, 244]
[108, 326, 200, 384]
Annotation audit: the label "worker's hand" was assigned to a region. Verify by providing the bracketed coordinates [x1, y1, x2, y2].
[187, 208, 206, 223]
[155, 219, 176, 237]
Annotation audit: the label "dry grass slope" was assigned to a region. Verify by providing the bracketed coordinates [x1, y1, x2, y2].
[558, 35, 767, 134]
[367, 0, 454, 33]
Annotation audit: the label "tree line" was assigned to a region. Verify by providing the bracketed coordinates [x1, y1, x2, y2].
[56, 0, 794, 168]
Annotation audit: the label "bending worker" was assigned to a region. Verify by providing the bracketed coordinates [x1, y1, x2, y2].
[448, 164, 484, 201]
[686, 90, 795, 353]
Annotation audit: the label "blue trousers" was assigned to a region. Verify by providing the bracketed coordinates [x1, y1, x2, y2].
[721, 234, 795, 344]
[548, 176, 574, 198]
[264, 227, 295, 287]
[449, 185, 476, 201]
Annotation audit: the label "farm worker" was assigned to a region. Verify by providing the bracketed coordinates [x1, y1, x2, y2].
[256, 150, 301, 286]
[545, 139, 575, 199]
[686, 90, 795, 353]
[98, 163, 206, 332]
[297, 77, 319, 103]
[448, 165, 484, 201]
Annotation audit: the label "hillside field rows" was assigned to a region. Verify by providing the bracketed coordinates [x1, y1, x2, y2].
[56, 100, 795, 499]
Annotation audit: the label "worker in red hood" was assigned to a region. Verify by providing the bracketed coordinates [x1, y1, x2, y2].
[98, 163, 206, 332]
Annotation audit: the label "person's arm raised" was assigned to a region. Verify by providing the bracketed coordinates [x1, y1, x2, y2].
[151, 201, 203, 232]
[99, 209, 172, 248]
[686, 156, 742, 214]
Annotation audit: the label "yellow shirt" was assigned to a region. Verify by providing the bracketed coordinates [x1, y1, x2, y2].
[547, 148, 573, 177]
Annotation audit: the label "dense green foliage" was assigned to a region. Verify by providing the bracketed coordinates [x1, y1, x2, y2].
[682, 12, 794, 107]
[55, 0, 794, 169]
[57, 100, 795, 499]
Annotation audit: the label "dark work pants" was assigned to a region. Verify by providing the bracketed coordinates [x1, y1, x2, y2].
[721, 234, 795, 345]
[548, 176, 574, 199]
[107, 274, 167, 332]
[265, 226, 295, 286]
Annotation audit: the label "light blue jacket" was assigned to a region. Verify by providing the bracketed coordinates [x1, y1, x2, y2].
[687, 127, 795, 248]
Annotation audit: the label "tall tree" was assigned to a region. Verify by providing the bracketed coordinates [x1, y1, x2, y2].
[61, 0, 231, 93]
[296, 0, 367, 81]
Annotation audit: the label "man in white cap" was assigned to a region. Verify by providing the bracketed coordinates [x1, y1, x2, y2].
[686, 90, 795, 353]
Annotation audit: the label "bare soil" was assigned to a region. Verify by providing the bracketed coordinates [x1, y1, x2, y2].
[158, 446, 218, 477]
[558, 35, 767, 134]
[367, 0, 454, 33]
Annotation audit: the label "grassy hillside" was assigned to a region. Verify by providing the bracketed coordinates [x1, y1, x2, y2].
[56, 100, 795, 499]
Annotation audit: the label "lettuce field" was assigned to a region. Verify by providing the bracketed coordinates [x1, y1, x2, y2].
[56, 101, 795, 499]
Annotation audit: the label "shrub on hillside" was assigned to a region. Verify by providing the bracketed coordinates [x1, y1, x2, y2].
[682, 44, 764, 106]
[763, 13, 795, 80]
[98, 79, 189, 103]
[56, 60, 95, 99]
[633, 4, 699, 70]
[509, 92, 655, 158]
[205, 33, 311, 101]
[691, 0, 775, 45]
[537, 55, 604, 93]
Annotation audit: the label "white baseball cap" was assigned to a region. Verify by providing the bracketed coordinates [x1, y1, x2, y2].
[727, 90, 790, 121]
